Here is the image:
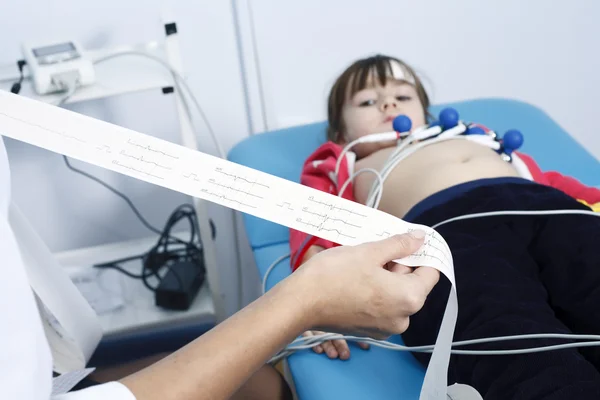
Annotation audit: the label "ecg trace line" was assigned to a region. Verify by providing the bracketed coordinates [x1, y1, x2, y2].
[420, 241, 451, 265]
[411, 252, 447, 265]
[395, 228, 452, 266]
[111, 160, 164, 180]
[0, 111, 89, 144]
[208, 179, 263, 199]
[126, 138, 179, 159]
[295, 218, 357, 239]
[120, 150, 172, 169]
[319, 227, 356, 238]
[307, 196, 367, 217]
[96, 145, 112, 153]
[215, 167, 269, 188]
[200, 189, 257, 209]
[61, 133, 85, 143]
[301, 207, 361, 228]
[183, 172, 200, 180]
[277, 202, 294, 210]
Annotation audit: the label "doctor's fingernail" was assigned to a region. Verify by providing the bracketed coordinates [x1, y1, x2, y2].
[409, 230, 426, 239]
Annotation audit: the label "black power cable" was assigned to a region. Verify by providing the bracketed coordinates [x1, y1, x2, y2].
[62, 156, 211, 295]
[94, 203, 203, 293]
[10, 59, 27, 94]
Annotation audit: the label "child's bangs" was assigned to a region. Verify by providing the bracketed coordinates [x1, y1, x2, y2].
[348, 58, 416, 98]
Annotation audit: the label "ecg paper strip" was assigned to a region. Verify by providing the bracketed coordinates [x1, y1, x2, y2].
[51, 368, 95, 395]
[0, 90, 456, 400]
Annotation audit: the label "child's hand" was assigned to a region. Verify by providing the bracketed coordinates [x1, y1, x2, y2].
[301, 330, 369, 360]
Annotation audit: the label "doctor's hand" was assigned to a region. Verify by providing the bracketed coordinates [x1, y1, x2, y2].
[291, 230, 440, 341]
[117, 231, 438, 400]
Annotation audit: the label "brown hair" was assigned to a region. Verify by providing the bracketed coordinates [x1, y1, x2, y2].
[326, 54, 430, 143]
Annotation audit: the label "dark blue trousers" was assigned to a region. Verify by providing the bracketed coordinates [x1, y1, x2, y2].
[403, 178, 600, 399]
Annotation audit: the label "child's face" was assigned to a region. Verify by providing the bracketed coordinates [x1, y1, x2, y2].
[340, 79, 425, 159]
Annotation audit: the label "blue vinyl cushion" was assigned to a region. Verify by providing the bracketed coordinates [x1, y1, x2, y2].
[227, 98, 600, 400]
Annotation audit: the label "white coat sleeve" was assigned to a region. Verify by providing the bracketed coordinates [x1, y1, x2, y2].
[52, 382, 136, 400]
[0, 210, 54, 400]
[0, 137, 54, 400]
[0, 138, 136, 400]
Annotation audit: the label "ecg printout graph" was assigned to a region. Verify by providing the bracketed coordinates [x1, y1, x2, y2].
[0, 94, 453, 277]
[0, 90, 455, 400]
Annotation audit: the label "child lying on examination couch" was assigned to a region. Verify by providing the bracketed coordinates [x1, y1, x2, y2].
[289, 54, 600, 400]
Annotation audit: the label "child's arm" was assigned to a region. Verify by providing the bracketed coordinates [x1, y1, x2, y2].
[289, 231, 329, 271]
[290, 143, 355, 271]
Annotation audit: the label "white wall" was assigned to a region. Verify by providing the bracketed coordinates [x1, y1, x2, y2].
[0, 0, 258, 317]
[241, 0, 600, 159]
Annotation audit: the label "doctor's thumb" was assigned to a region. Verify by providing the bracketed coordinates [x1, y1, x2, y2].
[372, 231, 426, 264]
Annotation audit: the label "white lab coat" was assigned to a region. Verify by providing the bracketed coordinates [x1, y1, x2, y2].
[0, 137, 135, 399]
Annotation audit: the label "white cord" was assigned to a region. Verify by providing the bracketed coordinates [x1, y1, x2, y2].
[338, 167, 385, 209]
[262, 253, 290, 294]
[265, 123, 600, 363]
[332, 123, 446, 204]
[334, 138, 358, 179]
[363, 123, 503, 207]
[269, 333, 600, 364]
[261, 116, 598, 363]
[334, 131, 402, 180]
[268, 207, 600, 364]
[366, 134, 499, 208]
[363, 125, 449, 207]
[50, 71, 80, 106]
[432, 209, 599, 229]
[56, 85, 78, 106]
[279, 333, 600, 354]
[93, 50, 226, 159]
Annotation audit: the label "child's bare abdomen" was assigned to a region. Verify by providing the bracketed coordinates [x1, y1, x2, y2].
[353, 140, 520, 218]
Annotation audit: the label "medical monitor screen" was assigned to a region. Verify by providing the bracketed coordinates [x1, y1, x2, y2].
[33, 42, 76, 58]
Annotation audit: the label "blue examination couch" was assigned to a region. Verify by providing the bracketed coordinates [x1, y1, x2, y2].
[227, 98, 600, 400]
